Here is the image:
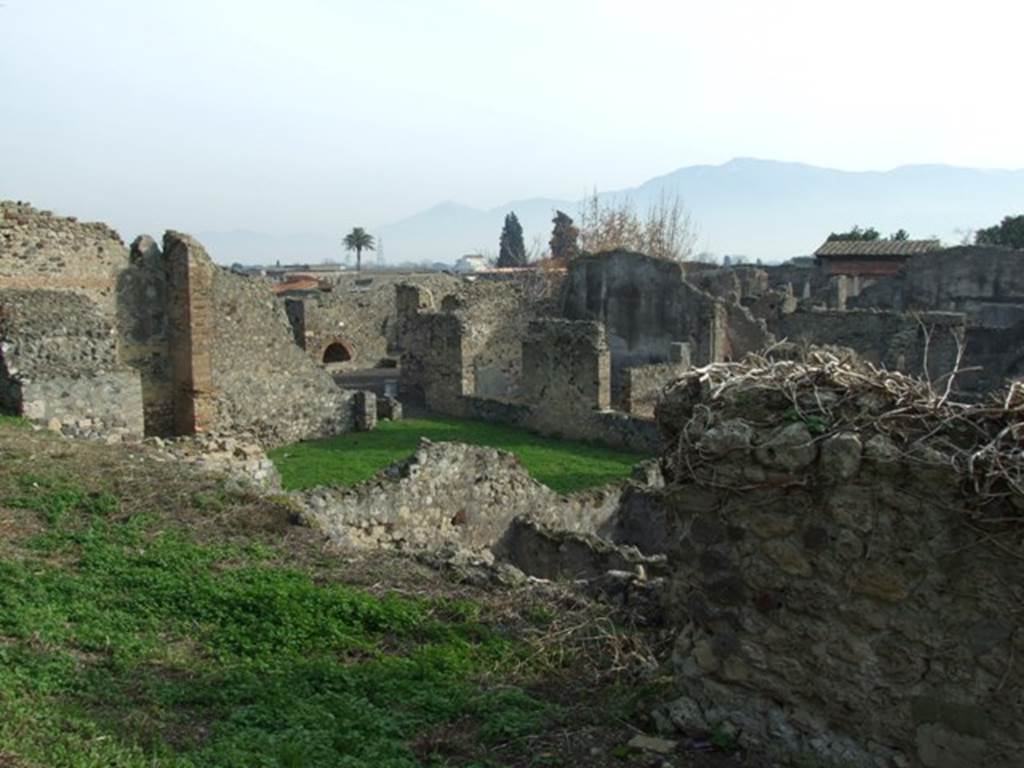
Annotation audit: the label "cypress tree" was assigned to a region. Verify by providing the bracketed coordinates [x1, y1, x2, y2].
[549, 210, 579, 263]
[497, 212, 526, 267]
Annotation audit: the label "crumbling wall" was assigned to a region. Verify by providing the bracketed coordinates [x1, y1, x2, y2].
[118, 233, 359, 445]
[116, 236, 174, 435]
[649, 353, 1024, 768]
[561, 250, 772, 387]
[521, 319, 611, 414]
[623, 361, 689, 418]
[852, 246, 1024, 329]
[287, 272, 462, 371]
[203, 244, 357, 446]
[771, 309, 965, 384]
[297, 440, 646, 580]
[397, 294, 658, 451]
[0, 201, 129, 314]
[0, 289, 143, 438]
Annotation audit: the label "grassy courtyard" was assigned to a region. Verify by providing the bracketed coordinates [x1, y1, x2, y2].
[0, 417, 671, 768]
[269, 416, 647, 495]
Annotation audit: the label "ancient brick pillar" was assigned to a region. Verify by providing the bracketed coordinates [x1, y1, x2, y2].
[165, 232, 217, 435]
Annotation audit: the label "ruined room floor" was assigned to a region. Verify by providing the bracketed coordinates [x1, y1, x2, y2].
[0, 418, 764, 768]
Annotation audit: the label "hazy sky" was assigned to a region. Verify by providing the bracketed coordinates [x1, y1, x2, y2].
[2, 0, 1023, 243]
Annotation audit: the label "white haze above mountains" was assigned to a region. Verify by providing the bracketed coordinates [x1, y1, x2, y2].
[199, 158, 1024, 266]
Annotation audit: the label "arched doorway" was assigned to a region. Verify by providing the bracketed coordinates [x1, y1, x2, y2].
[322, 339, 355, 365]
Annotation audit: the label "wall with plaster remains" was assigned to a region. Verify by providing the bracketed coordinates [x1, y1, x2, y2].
[560, 250, 772, 391]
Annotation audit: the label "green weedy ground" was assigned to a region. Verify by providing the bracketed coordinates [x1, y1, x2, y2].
[0, 419, 675, 768]
[269, 417, 646, 494]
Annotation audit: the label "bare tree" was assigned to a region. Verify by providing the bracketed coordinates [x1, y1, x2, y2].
[578, 189, 697, 262]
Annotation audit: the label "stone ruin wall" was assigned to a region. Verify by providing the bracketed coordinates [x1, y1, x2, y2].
[139, 232, 358, 446]
[285, 272, 462, 371]
[849, 246, 1024, 395]
[1, 200, 362, 446]
[297, 439, 664, 584]
[560, 250, 773, 396]
[396, 284, 659, 452]
[645, 372, 1024, 768]
[0, 289, 144, 438]
[771, 309, 966, 385]
[0, 201, 129, 314]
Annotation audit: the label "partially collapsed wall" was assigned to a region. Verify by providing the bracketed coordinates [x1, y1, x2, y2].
[0, 289, 144, 437]
[134, 233, 357, 445]
[1, 200, 360, 446]
[397, 284, 659, 451]
[285, 272, 462, 371]
[647, 351, 1024, 768]
[561, 250, 772, 385]
[298, 439, 659, 581]
[0, 201, 129, 314]
[771, 309, 966, 385]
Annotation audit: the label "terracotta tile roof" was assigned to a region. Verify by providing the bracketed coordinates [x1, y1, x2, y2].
[814, 239, 942, 258]
[271, 278, 326, 295]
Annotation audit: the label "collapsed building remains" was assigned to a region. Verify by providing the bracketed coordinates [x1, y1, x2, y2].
[2, 202, 363, 444]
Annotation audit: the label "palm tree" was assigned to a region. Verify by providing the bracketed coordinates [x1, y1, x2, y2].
[343, 227, 375, 271]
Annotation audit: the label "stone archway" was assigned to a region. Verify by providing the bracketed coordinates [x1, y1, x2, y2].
[321, 339, 355, 365]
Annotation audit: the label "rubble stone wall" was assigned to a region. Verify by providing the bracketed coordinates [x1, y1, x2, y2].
[116, 236, 174, 436]
[0, 201, 129, 315]
[561, 250, 772, 390]
[521, 319, 611, 414]
[0, 289, 144, 437]
[623, 362, 689, 417]
[398, 299, 659, 451]
[851, 246, 1024, 328]
[651, 373, 1024, 768]
[771, 309, 965, 383]
[298, 440, 626, 558]
[287, 272, 462, 371]
[206, 249, 357, 446]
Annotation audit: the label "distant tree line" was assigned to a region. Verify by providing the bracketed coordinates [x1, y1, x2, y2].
[975, 214, 1024, 250]
[826, 226, 910, 242]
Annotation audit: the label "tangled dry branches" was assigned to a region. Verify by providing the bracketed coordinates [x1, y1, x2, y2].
[661, 346, 1024, 503]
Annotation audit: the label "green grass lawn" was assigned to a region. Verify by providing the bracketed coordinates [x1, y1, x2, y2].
[0, 473, 551, 768]
[269, 416, 647, 495]
[0, 422, 664, 768]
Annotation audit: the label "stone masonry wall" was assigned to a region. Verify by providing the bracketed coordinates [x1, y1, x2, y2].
[287, 272, 462, 371]
[116, 236, 174, 435]
[623, 362, 690, 418]
[648, 366, 1024, 768]
[561, 250, 772, 386]
[204, 246, 358, 446]
[852, 246, 1024, 329]
[299, 440, 630, 564]
[0, 289, 144, 437]
[165, 232, 218, 435]
[772, 309, 965, 385]
[521, 318, 611, 414]
[0, 201, 129, 314]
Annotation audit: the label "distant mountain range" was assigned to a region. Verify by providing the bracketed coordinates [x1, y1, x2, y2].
[202, 158, 1024, 265]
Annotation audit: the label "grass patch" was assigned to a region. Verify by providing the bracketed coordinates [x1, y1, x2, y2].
[0, 473, 560, 768]
[0, 410, 29, 429]
[269, 416, 646, 494]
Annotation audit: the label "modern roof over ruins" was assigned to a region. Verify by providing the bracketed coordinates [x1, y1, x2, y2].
[814, 239, 942, 258]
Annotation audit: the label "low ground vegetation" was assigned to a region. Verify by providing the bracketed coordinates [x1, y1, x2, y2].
[269, 417, 646, 494]
[0, 422, 750, 768]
